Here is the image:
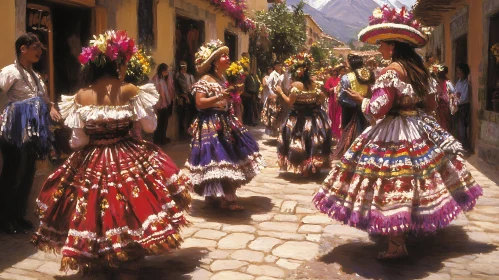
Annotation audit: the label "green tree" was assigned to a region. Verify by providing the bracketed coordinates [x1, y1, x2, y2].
[255, 0, 306, 61]
[310, 43, 326, 66]
[359, 43, 378, 51]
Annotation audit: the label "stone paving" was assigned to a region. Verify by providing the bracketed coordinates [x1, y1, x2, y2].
[0, 126, 499, 279]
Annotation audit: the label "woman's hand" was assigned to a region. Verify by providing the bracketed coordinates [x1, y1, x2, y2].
[215, 97, 228, 109]
[345, 89, 364, 104]
[50, 107, 62, 122]
[275, 85, 284, 96]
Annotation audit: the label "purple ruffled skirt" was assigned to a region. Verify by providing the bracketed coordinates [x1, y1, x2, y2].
[186, 109, 265, 200]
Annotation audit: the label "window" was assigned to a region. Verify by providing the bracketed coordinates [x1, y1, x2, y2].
[486, 12, 499, 112]
[224, 31, 237, 62]
[138, 0, 154, 47]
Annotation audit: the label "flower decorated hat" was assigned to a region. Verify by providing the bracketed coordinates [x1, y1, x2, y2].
[195, 39, 229, 74]
[78, 30, 137, 66]
[284, 52, 314, 80]
[428, 63, 447, 78]
[358, 5, 427, 48]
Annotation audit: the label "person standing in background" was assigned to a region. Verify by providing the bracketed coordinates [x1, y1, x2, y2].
[455, 62, 471, 149]
[260, 66, 273, 107]
[242, 60, 261, 126]
[176, 60, 196, 140]
[151, 63, 174, 145]
[261, 61, 285, 137]
[0, 33, 61, 234]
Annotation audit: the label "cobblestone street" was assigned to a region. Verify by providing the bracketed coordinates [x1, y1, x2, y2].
[0, 126, 498, 280]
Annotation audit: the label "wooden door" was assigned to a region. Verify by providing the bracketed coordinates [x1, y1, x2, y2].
[26, 4, 55, 101]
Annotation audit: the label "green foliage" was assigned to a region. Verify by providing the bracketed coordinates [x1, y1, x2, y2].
[359, 44, 378, 51]
[328, 53, 344, 67]
[255, 0, 307, 61]
[310, 43, 326, 66]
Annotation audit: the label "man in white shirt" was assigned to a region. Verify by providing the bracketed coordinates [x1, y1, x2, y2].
[267, 61, 284, 99]
[0, 33, 61, 234]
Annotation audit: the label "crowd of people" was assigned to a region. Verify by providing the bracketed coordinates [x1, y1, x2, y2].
[0, 4, 482, 278]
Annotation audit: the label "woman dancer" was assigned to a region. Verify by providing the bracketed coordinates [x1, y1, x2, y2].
[32, 30, 191, 275]
[186, 40, 265, 211]
[313, 6, 482, 259]
[334, 54, 374, 158]
[275, 52, 332, 176]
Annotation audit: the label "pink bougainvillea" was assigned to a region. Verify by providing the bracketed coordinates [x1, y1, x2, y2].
[205, 0, 255, 32]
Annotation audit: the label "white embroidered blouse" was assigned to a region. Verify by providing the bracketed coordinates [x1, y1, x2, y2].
[59, 83, 159, 149]
[0, 62, 50, 109]
[361, 70, 437, 119]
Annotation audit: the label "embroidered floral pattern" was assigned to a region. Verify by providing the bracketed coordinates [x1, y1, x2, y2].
[313, 69, 482, 236]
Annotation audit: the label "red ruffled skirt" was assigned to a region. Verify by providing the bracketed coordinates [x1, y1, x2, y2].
[32, 137, 191, 272]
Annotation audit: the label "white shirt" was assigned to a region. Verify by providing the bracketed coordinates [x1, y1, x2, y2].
[267, 70, 283, 96]
[282, 70, 292, 92]
[455, 78, 470, 105]
[0, 62, 50, 109]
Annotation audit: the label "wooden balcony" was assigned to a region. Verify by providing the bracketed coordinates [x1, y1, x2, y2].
[413, 0, 467, 26]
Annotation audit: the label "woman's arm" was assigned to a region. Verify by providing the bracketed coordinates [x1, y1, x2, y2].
[194, 83, 229, 110]
[346, 82, 396, 119]
[317, 91, 327, 104]
[195, 91, 226, 109]
[275, 85, 296, 106]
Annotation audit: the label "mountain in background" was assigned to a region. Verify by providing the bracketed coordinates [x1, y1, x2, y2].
[283, 0, 416, 42]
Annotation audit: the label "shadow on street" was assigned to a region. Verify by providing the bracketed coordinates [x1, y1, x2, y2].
[278, 169, 328, 184]
[0, 233, 37, 272]
[293, 226, 497, 280]
[52, 247, 209, 280]
[262, 139, 278, 146]
[188, 195, 274, 225]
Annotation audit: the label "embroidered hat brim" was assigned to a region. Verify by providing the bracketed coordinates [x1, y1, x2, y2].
[358, 23, 427, 48]
[196, 46, 229, 75]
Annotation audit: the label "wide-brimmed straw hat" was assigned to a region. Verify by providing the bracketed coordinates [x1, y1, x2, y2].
[195, 39, 229, 75]
[358, 6, 428, 48]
